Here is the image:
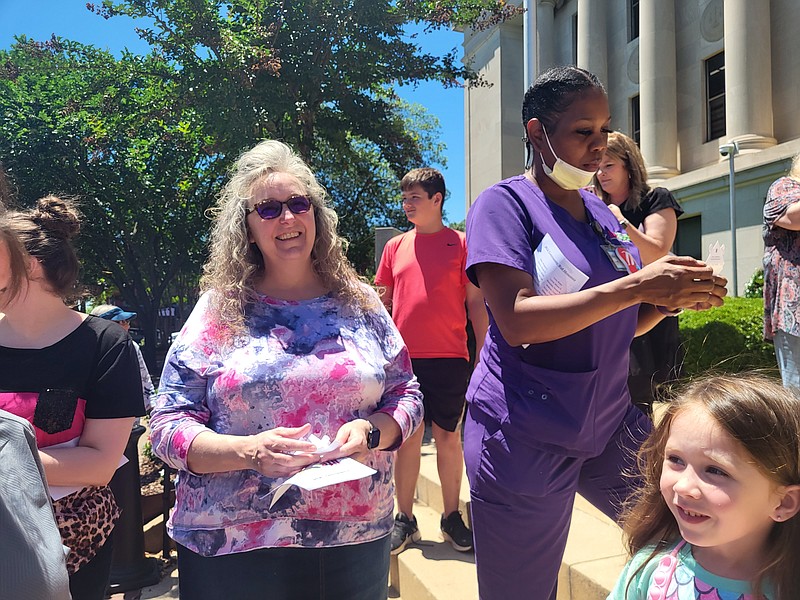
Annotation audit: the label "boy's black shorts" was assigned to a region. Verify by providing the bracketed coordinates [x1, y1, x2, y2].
[411, 358, 471, 432]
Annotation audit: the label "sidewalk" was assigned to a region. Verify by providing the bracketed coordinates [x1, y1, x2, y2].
[108, 562, 178, 599]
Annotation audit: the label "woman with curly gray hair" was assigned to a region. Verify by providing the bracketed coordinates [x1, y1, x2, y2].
[201, 139, 376, 338]
[151, 140, 423, 600]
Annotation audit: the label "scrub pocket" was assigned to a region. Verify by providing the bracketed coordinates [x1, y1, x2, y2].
[504, 363, 599, 454]
[470, 414, 581, 498]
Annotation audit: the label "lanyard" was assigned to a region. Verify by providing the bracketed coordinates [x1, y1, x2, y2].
[585, 205, 639, 273]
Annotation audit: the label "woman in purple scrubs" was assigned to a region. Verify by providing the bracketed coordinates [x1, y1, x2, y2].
[463, 66, 727, 600]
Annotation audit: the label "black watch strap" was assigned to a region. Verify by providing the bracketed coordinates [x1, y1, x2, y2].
[366, 423, 381, 450]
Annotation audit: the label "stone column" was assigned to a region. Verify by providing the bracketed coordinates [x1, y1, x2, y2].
[723, 0, 775, 152]
[536, 0, 557, 73]
[639, 0, 679, 180]
[577, 0, 607, 86]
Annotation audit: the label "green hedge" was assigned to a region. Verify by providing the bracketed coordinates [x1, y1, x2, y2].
[678, 297, 777, 376]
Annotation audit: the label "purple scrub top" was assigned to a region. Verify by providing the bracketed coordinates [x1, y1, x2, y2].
[465, 175, 641, 457]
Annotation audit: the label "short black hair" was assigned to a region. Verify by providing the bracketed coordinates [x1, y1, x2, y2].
[522, 65, 606, 133]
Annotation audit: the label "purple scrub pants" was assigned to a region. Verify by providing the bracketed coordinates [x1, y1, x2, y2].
[464, 402, 651, 600]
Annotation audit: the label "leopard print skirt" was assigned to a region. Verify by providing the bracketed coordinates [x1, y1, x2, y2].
[54, 485, 120, 574]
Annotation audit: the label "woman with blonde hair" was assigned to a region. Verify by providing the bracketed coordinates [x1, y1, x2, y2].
[595, 131, 685, 415]
[0, 196, 144, 600]
[596, 131, 683, 265]
[150, 140, 422, 600]
[763, 152, 800, 389]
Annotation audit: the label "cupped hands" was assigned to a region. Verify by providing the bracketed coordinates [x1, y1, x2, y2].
[247, 423, 320, 478]
[634, 255, 728, 312]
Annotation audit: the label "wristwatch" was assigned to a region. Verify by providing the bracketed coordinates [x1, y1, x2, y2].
[618, 218, 630, 229]
[366, 422, 381, 450]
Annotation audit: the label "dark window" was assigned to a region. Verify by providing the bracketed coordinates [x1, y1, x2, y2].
[630, 95, 641, 146]
[675, 215, 702, 260]
[629, 0, 639, 41]
[706, 52, 726, 141]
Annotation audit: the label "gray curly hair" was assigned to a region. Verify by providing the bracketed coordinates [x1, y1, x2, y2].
[201, 140, 375, 342]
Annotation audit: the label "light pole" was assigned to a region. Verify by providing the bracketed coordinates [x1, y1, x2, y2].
[719, 141, 740, 296]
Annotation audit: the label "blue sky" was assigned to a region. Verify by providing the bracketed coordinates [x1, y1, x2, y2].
[0, 1, 467, 225]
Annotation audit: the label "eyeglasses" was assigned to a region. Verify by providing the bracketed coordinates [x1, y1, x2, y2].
[246, 195, 312, 220]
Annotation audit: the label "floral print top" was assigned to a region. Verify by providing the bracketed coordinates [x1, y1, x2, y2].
[608, 542, 774, 599]
[150, 288, 423, 557]
[763, 176, 800, 339]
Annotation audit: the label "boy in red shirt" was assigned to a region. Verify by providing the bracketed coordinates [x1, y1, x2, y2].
[375, 168, 488, 554]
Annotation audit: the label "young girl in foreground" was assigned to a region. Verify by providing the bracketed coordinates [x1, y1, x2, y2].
[609, 374, 800, 600]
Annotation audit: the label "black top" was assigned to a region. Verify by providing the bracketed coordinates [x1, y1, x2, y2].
[621, 187, 684, 229]
[0, 316, 145, 435]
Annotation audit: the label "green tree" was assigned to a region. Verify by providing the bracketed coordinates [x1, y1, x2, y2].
[448, 219, 465, 231]
[2, 1, 521, 363]
[91, 0, 519, 264]
[0, 37, 221, 366]
[314, 99, 446, 273]
[92, 0, 519, 159]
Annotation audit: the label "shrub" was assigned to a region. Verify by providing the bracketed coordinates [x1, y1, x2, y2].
[743, 268, 764, 299]
[678, 297, 777, 377]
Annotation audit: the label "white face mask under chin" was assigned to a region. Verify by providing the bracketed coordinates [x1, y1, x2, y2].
[539, 127, 598, 190]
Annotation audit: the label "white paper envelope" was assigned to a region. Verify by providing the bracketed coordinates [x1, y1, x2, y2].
[268, 458, 376, 509]
[706, 241, 725, 275]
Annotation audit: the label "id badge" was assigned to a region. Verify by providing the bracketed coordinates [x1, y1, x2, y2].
[614, 246, 640, 274]
[601, 245, 628, 272]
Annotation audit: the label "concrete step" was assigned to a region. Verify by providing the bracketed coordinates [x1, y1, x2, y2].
[391, 501, 477, 600]
[558, 496, 627, 600]
[414, 440, 472, 523]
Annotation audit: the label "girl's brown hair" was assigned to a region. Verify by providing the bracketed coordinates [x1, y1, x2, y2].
[597, 131, 650, 209]
[0, 221, 30, 308]
[0, 196, 81, 299]
[787, 153, 800, 182]
[621, 374, 800, 599]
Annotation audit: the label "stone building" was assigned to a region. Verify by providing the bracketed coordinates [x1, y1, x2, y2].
[463, 0, 800, 295]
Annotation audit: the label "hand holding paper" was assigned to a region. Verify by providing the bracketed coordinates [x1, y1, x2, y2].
[248, 424, 320, 478]
[266, 434, 376, 509]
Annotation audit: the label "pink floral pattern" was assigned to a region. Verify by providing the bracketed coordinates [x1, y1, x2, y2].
[610, 542, 773, 599]
[150, 289, 422, 557]
[763, 177, 800, 339]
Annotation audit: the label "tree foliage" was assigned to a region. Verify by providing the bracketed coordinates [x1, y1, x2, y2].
[90, 0, 516, 163]
[88, 0, 519, 267]
[0, 37, 221, 365]
[1, 1, 520, 361]
[313, 99, 448, 273]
